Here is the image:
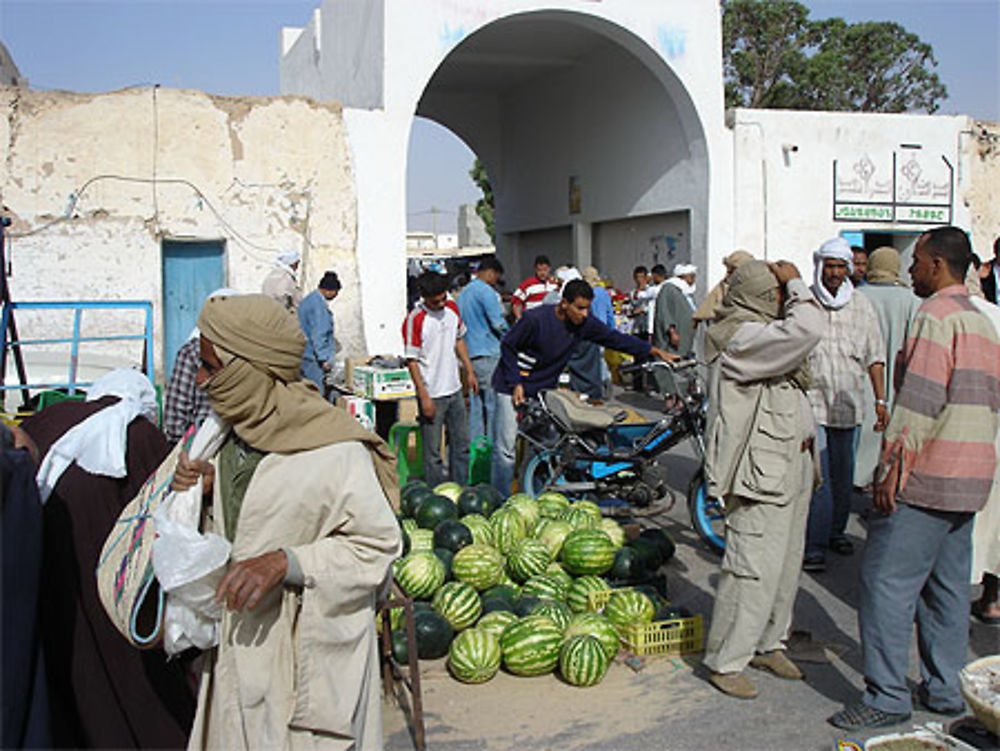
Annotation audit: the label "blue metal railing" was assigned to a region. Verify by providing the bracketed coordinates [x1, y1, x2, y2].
[1, 300, 154, 403]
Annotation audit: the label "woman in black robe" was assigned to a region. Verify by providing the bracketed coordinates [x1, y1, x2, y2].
[21, 393, 195, 748]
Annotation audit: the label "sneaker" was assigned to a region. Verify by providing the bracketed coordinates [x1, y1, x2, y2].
[828, 702, 911, 730]
[750, 650, 804, 680]
[707, 670, 759, 699]
[829, 537, 854, 555]
[803, 553, 826, 572]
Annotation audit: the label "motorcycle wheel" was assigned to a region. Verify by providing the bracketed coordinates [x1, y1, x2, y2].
[687, 468, 725, 555]
[522, 449, 566, 498]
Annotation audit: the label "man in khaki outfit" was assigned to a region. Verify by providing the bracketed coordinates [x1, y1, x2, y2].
[701, 260, 823, 699]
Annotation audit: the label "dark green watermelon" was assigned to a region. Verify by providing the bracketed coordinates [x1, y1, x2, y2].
[413, 600, 434, 614]
[634, 584, 669, 611]
[432, 519, 474, 553]
[413, 610, 454, 659]
[629, 538, 665, 571]
[457, 488, 492, 518]
[400, 525, 411, 556]
[639, 528, 676, 563]
[513, 596, 543, 617]
[482, 584, 520, 603]
[391, 629, 410, 663]
[414, 494, 458, 530]
[433, 547, 454, 580]
[480, 595, 515, 614]
[401, 483, 433, 517]
[474, 484, 504, 514]
[654, 605, 685, 622]
[610, 546, 645, 583]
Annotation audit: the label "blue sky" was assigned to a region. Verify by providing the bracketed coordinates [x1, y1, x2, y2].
[2, 0, 997, 232]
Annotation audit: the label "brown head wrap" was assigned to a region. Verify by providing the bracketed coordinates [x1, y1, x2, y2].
[197, 293, 400, 510]
[866, 247, 906, 286]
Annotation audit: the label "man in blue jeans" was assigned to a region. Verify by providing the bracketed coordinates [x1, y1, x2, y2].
[491, 279, 675, 495]
[403, 272, 479, 486]
[457, 257, 507, 447]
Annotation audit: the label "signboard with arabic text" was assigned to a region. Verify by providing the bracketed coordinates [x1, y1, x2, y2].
[833, 150, 953, 225]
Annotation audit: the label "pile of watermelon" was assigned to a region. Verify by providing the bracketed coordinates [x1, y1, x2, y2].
[385, 480, 679, 688]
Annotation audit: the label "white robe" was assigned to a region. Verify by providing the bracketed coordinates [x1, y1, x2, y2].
[189, 441, 402, 751]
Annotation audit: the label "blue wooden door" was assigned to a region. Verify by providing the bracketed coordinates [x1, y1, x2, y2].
[162, 240, 225, 377]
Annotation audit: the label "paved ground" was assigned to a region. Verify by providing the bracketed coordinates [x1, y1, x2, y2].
[382, 388, 999, 751]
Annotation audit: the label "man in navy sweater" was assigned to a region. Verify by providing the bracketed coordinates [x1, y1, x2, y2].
[491, 279, 676, 494]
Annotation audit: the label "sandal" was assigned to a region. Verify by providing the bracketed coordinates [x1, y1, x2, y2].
[828, 702, 910, 731]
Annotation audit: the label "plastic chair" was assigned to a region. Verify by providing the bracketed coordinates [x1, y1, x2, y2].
[388, 422, 424, 485]
[35, 390, 86, 412]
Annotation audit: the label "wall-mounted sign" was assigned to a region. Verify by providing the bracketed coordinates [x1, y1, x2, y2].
[833, 151, 953, 225]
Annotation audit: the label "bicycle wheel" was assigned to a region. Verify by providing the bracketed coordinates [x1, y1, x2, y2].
[522, 449, 566, 498]
[687, 469, 725, 555]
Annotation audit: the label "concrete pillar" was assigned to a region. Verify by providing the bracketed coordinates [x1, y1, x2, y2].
[572, 222, 592, 271]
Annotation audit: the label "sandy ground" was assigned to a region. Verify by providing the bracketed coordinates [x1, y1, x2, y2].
[381, 388, 1000, 751]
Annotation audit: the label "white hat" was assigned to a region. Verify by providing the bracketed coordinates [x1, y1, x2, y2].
[673, 263, 697, 277]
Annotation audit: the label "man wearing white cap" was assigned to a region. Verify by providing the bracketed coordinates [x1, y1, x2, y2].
[804, 237, 887, 572]
[652, 263, 698, 405]
[261, 249, 304, 312]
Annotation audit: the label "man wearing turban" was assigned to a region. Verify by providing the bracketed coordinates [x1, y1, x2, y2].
[261, 248, 304, 312]
[701, 260, 822, 699]
[173, 293, 401, 750]
[803, 237, 887, 572]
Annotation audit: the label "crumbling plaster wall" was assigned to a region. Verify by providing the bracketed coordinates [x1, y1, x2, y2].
[0, 85, 360, 382]
[964, 121, 1000, 259]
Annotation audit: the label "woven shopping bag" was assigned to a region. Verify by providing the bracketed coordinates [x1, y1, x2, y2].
[96, 434, 191, 648]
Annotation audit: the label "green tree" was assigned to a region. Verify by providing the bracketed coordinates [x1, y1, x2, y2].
[722, 0, 947, 113]
[469, 158, 495, 242]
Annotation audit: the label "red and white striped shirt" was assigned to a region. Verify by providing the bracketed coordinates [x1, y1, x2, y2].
[512, 275, 560, 314]
[401, 300, 466, 398]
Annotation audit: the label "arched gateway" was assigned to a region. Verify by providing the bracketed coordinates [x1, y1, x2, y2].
[281, 0, 730, 353]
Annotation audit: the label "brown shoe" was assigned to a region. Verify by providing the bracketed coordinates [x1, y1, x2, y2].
[708, 670, 759, 699]
[750, 650, 804, 680]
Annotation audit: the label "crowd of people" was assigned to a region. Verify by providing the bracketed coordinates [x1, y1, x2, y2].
[2, 226, 998, 748]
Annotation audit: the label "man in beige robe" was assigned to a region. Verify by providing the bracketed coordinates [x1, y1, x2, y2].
[173, 293, 402, 750]
[701, 260, 823, 699]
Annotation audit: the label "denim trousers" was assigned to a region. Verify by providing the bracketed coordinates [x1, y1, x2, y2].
[419, 390, 470, 487]
[859, 503, 973, 714]
[806, 425, 858, 557]
[468, 355, 499, 443]
[492, 393, 518, 496]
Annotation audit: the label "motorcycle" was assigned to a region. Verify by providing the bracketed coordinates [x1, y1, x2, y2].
[516, 359, 725, 553]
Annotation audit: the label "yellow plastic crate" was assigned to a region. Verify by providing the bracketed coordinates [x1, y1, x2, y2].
[586, 586, 634, 612]
[621, 614, 704, 656]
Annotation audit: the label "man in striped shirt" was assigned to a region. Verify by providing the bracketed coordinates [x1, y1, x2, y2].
[511, 254, 560, 319]
[830, 227, 1000, 731]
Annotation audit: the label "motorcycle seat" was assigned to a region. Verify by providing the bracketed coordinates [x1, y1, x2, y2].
[543, 389, 626, 433]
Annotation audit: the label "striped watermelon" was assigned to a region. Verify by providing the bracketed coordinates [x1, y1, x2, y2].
[408, 528, 435, 553]
[506, 539, 551, 583]
[573, 499, 603, 520]
[537, 490, 571, 510]
[400, 517, 418, 536]
[544, 562, 573, 592]
[476, 610, 519, 638]
[496, 574, 522, 598]
[451, 544, 505, 591]
[460, 514, 495, 547]
[559, 634, 611, 687]
[396, 552, 447, 599]
[432, 581, 482, 630]
[504, 493, 541, 531]
[565, 612, 620, 659]
[603, 589, 655, 631]
[560, 506, 600, 531]
[599, 518, 626, 549]
[499, 615, 564, 676]
[529, 599, 572, 631]
[449, 628, 502, 683]
[566, 576, 610, 613]
[534, 519, 574, 558]
[560, 529, 616, 576]
[521, 573, 569, 602]
[490, 508, 527, 554]
[433, 482, 463, 503]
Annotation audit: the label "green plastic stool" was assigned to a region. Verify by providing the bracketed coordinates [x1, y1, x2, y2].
[35, 389, 86, 411]
[389, 422, 424, 485]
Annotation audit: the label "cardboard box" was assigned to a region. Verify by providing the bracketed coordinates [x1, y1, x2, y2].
[352, 365, 415, 400]
[337, 395, 376, 431]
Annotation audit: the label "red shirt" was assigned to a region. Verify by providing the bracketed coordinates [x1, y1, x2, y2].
[511, 275, 559, 314]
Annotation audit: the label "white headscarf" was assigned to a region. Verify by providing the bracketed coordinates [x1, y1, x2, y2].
[187, 287, 242, 341]
[812, 237, 854, 310]
[274, 249, 301, 276]
[36, 369, 159, 503]
[668, 264, 698, 310]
